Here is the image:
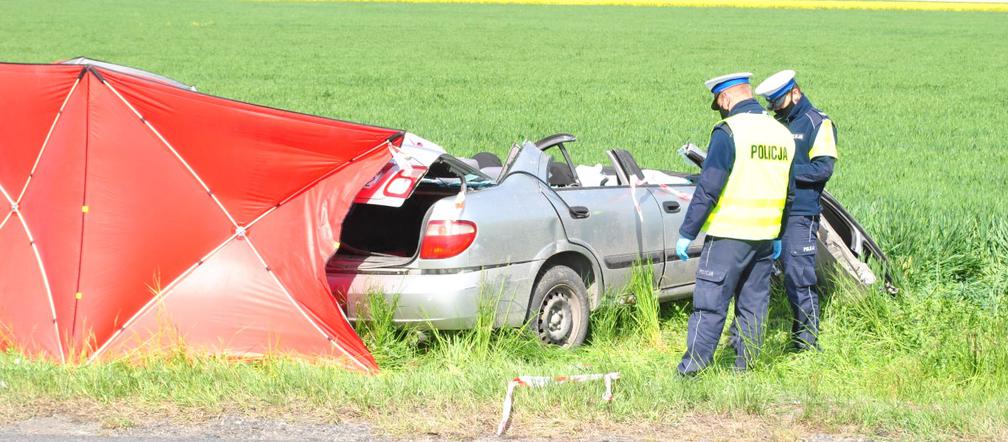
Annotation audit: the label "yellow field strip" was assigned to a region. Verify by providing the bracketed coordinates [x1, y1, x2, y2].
[276, 0, 1008, 11]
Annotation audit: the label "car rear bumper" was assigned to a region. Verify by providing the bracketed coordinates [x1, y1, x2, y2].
[327, 260, 541, 329]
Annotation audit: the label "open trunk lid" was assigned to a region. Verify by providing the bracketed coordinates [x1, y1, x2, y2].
[353, 133, 446, 208]
[333, 141, 495, 272]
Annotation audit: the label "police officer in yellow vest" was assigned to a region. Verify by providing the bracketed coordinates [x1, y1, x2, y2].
[755, 70, 838, 351]
[674, 73, 796, 375]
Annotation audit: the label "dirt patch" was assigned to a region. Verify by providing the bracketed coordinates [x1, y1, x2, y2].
[0, 409, 875, 441]
[0, 397, 878, 441]
[1, 415, 103, 437]
[0, 413, 383, 441]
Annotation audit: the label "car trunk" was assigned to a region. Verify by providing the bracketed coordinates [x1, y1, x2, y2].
[327, 157, 491, 272]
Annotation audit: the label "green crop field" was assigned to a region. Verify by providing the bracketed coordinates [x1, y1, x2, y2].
[2, 0, 1007, 439]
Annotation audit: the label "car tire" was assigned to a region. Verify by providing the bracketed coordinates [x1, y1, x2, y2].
[529, 265, 589, 348]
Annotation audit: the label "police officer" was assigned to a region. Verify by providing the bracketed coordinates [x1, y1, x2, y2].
[674, 73, 796, 375]
[755, 70, 838, 352]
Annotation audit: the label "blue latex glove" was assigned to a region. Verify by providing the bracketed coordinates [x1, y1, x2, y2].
[675, 237, 693, 261]
[772, 240, 782, 260]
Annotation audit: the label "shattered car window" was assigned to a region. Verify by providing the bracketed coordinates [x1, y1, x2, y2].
[420, 159, 495, 190]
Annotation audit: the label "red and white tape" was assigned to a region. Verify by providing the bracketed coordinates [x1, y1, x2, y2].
[655, 182, 692, 202]
[496, 372, 620, 436]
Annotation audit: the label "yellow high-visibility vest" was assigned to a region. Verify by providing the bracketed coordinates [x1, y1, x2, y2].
[703, 112, 796, 240]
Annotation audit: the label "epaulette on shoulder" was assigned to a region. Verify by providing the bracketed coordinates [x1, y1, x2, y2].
[803, 110, 825, 127]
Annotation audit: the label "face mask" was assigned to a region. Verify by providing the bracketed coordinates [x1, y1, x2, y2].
[773, 92, 799, 120]
[718, 107, 730, 119]
[774, 100, 795, 121]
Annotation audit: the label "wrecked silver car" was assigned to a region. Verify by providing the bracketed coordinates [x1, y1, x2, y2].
[327, 135, 893, 347]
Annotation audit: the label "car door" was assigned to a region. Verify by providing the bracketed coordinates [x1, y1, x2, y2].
[535, 140, 665, 292]
[606, 149, 701, 297]
[552, 184, 665, 291]
[645, 184, 702, 294]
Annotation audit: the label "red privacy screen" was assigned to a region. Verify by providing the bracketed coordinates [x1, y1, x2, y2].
[0, 62, 399, 371]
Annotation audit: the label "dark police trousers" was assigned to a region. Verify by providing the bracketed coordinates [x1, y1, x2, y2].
[678, 237, 773, 375]
[781, 215, 821, 350]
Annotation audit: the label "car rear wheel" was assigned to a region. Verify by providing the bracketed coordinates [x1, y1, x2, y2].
[529, 265, 589, 348]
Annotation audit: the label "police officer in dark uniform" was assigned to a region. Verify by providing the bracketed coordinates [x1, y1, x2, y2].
[755, 70, 838, 351]
[674, 73, 796, 375]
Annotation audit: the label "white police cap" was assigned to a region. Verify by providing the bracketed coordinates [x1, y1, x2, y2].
[755, 69, 797, 101]
[704, 72, 753, 94]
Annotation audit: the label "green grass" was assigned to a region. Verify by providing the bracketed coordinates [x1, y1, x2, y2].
[1, 0, 1007, 439]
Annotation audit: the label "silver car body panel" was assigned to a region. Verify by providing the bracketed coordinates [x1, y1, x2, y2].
[329, 260, 541, 329]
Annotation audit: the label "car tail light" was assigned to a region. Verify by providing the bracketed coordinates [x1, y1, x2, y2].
[383, 170, 417, 198]
[420, 220, 477, 259]
[382, 166, 427, 199]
